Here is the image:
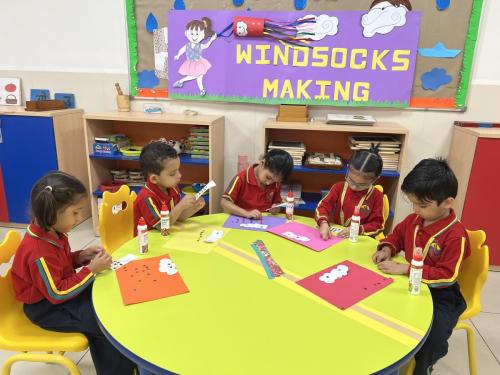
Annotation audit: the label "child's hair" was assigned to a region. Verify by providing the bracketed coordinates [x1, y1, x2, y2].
[401, 158, 458, 204]
[262, 149, 294, 181]
[370, 0, 412, 10]
[31, 171, 87, 231]
[185, 17, 215, 39]
[140, 141, 178, 177]
[349, 143, 383, 178]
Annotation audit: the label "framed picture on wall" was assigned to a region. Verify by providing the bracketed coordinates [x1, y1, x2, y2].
[0, 78, 21, 106]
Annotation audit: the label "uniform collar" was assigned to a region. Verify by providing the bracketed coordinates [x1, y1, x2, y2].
[145, 180, 178, 202]
[27, 222, 67, 249]
[246, 164, 260, 186]
[415, 209, 457, 236]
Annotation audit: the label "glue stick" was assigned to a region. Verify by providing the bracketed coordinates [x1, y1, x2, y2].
[137, 217, 148, 254]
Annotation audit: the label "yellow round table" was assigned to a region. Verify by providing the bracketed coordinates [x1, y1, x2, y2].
[92, 214, 433, 375]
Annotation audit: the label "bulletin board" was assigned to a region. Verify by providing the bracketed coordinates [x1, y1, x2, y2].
[125, 0, 483, 110]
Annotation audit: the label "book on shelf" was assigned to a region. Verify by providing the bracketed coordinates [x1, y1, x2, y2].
[326, 114, 376, 126]
[268, 140, 306, 166]
[349, 135, 401, 171]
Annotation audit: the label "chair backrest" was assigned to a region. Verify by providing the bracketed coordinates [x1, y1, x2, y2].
[457, 229, 489, 318]
[374, 185, 390, 222]
[0, 231, 22, 344]
[99, 185, 137, 254]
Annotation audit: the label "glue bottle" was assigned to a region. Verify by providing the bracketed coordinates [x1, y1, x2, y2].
[285, 190, 294, 220]
[160, 202, 170, 236]
[137, 217, 148, 254]
[409, 247, 424, 295]
[349, 206, 361, 243]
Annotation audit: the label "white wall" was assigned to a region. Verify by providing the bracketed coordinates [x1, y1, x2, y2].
[1, 0, 499, 223]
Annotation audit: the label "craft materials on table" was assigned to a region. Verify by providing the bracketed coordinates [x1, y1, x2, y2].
[296, 260, 393, 310]
[115, 254, 189, 305]
[194, 180, 216, 200]
[250, 240, 284, 279]
[267, 221, 343, 251]
[111, 254, 139, 271]
[163, 221, 224, 254]
[223, 215, 287, 232]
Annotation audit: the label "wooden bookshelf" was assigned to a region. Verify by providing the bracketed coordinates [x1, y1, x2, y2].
[84, 112, 225, 235]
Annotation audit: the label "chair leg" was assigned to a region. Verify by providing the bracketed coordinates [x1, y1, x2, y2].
[1, 352, 80, 375]
[456, 322, 477, 375]
[403, 358, 416, 375]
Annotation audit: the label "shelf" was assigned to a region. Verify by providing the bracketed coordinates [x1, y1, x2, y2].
[292, 165, 400, 178]
[89, 153, 209, 165]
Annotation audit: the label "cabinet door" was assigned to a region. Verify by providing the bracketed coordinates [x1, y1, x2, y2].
[0, 115, 58, 223]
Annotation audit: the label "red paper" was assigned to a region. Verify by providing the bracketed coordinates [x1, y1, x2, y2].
[296, 260, 393, 310]
[115, 254, 189, 305]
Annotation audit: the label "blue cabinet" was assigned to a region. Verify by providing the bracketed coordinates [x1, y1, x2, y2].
[0, 115, 59, 223]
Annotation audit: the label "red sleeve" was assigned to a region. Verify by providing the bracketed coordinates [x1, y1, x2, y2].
[30, 253, 94, 305]
[171, 186, 181, 207]
[422, 236, 468, 287]
[377, 218, 409, 256]
[273, 183, 283, 205]
[71, 250, 85, 268]
[315, 185, 340, 226]
[135, 196, 161, 230]
[222, 175, 242, 203]
[361, 191, 384, 236]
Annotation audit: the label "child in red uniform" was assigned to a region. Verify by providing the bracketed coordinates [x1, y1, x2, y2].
[11, 171, 136, 375]
[372, 158, 470, 375]
[316, 145, 385, 239]
[221, 149, 293, 219]
[134, 141, 205, 232]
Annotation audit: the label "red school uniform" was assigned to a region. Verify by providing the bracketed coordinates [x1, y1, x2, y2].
[315, 182, 384, 236]
[378, 209, 470, 287]
[222, 164, 282, 212]
[134, 180, 181, 232]
[11, 223, 95, 305]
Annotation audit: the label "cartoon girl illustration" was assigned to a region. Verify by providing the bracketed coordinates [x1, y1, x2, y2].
[173, 17, 217, 96]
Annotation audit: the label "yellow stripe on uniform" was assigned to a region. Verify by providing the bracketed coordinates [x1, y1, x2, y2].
[423, 236, 465, 285]
[39, 257, 94, 295]
[226, 176, 240, 196]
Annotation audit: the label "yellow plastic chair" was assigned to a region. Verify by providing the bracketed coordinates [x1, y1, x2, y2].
[99, 184, 137, 254]
[373, 185, 389, 240]
[405, 229, 489, 375]
[0, 230, 88, 375]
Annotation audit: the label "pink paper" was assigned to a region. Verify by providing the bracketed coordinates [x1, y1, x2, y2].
[296, 260, 394, 310]
[267, 221, 343, 251]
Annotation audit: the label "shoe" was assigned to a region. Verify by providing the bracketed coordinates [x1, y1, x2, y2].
[200, 89, 207, 96]
[173, 81, 183, 88]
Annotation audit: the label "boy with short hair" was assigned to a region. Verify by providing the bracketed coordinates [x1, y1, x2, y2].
[372, 158, 470, 375]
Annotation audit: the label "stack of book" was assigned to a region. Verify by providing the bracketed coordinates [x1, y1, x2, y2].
[268, 140, 306, 166]
[188, 126, 209, 159]
[348, 136, 401, 171]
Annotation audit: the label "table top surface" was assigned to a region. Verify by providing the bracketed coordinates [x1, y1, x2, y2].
[92, 214, 432, 375]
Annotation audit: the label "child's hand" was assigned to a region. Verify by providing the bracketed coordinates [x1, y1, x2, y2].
[338, 227, 350, 238]
[88, 252, 112, 274]
[268, 206, 281, 215]
[372, 246, 392, 264]
[78, 246, 104, 264]
[246, 209, 262, 219]
[195, 198, 206, 211]
[179, 194, 196, 209]
[319, 222, 331, 240]
[377, 260, 409, 275]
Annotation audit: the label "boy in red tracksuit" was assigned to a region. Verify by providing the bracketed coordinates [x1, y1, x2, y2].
[372, 158, 470, 375]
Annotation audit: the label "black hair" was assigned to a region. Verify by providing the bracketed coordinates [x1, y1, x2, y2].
[401, 158, 458, 205]
[140, 141, 178, 177]
[30, 171, 87, 231]
[349, 143, 383, 178]
[262, 149, 294, 181]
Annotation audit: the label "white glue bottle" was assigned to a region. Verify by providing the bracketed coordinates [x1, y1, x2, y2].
[409, 247, 424, 295]
[160, 202, 170, 236]
[137, 217, 149, 254]
[285, 190, 294, 220]
[349, 206, 361, 242]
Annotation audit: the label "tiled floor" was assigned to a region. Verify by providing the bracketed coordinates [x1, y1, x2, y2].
[1, 220, 499, 374]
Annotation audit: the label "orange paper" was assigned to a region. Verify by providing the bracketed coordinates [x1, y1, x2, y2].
[116, 254, 189, 305]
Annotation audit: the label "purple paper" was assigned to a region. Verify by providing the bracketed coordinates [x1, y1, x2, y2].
[267, 221, 344, 252]
[168, 10, 421, 107]
[223, 215, 287, 232]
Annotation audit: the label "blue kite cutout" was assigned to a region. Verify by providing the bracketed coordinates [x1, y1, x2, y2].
[294, 0, 308, 11]
[138, 70, 160, 89]
[436, 0, 450, 11]
[146, 13, 158, 32]
[421, 68, 452, 91]
[233, 0, 245, 6]
[174, 0, 186, 10]
[419, 42, 461, 58]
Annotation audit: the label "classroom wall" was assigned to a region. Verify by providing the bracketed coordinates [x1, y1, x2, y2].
[1, 0, 499, 224]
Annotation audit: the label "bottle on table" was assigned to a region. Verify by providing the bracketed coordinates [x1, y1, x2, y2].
[409, 247, 424, 295]
[349, 206, 361, 243]
[160, 202, 170, 236]
[137, 217, 149, 254]
[285, 190, 294, 220]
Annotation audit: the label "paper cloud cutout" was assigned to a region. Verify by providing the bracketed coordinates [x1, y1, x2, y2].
[319, 264, 349, 284]
[204, 230, 224, 243]
[418, 42, 461, 58]
[240, 223, 268, 230]
[282, 231, 311, 242]
[361, 1, 409, 38]
[159, 258, 178, 275]
[138, 70, 160, 88]
[421, 68, 452, 91]
[296, 14, 339, 41]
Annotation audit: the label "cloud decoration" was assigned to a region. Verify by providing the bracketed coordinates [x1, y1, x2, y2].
[296, 14, 339, 41]
[361, 1, 409, 38]
[421, 68, 452, 91]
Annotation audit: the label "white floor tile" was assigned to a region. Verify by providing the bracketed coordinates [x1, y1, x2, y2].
[481, 271, 500, 313]
[68, 219, 98, 250]
[471, 312, 500, 365]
